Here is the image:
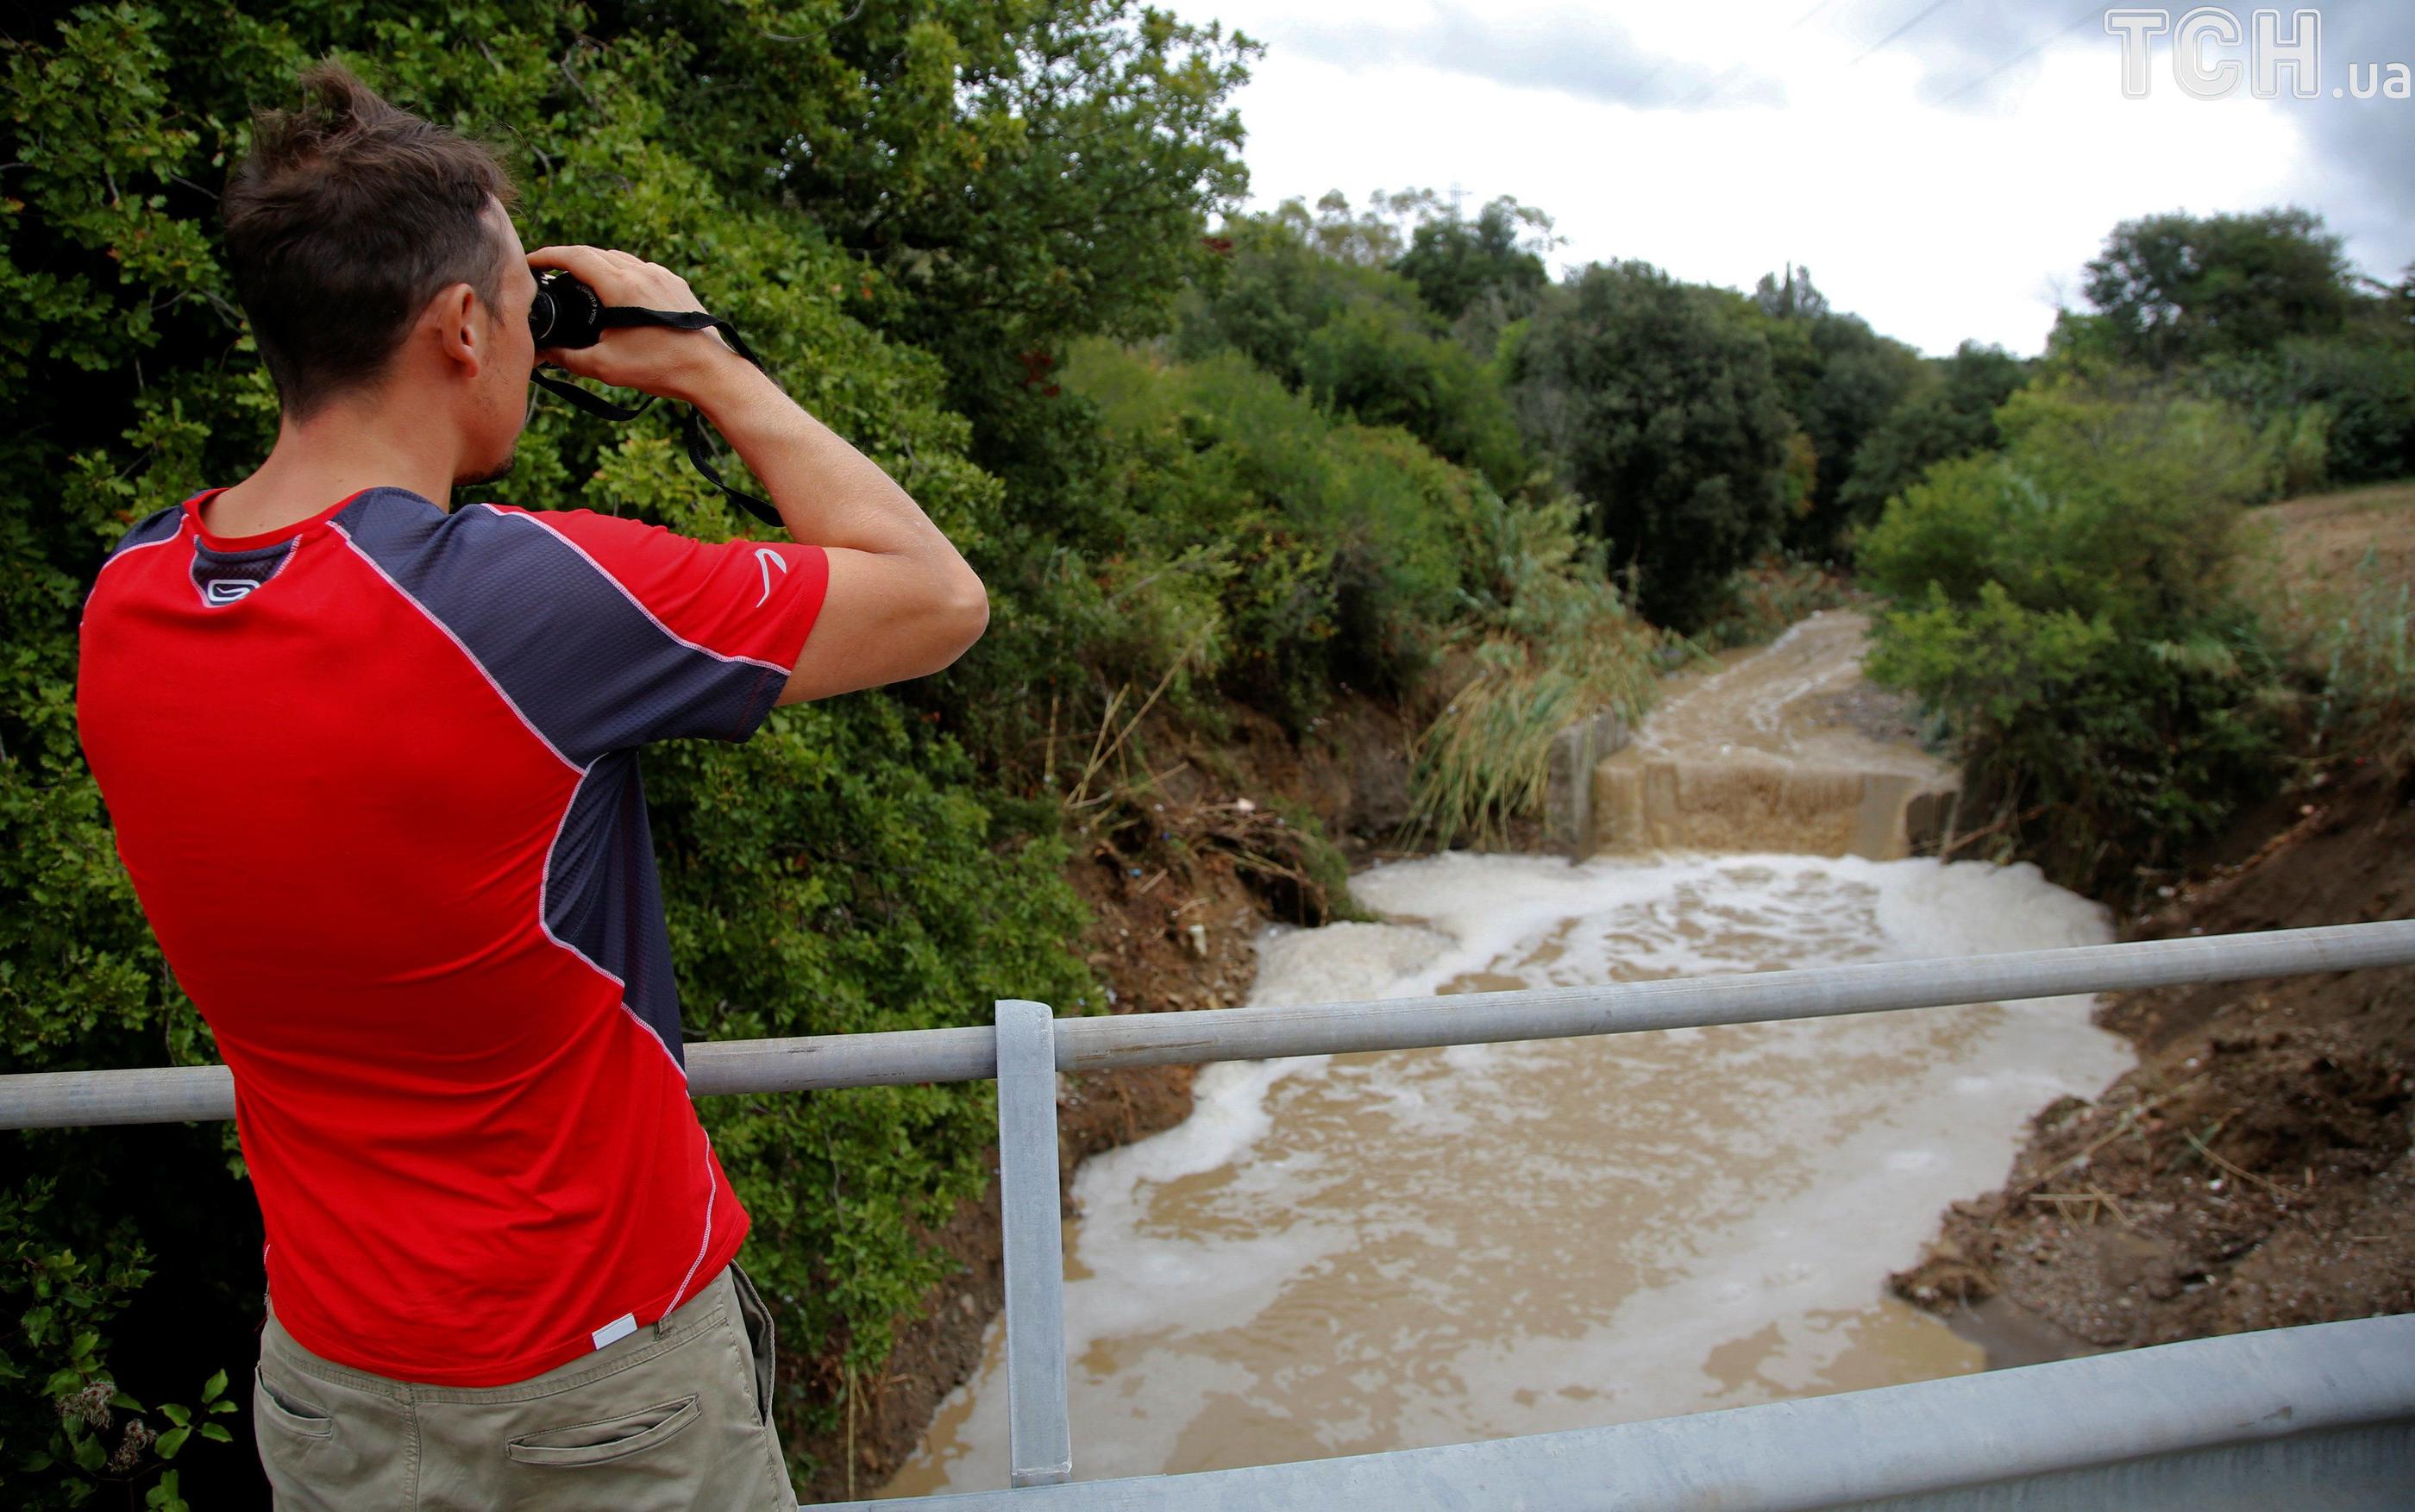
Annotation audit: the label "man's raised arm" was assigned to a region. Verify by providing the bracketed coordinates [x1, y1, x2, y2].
[528, 244, 988, 705]
[668, 352, 988, 705]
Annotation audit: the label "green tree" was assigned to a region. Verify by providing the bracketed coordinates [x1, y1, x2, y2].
[1393, 196, 1554, 325]
[1509, 260, 1793, 628]
[2082, 207, 2357, 369]
[1836, 341, 2029, 526]
[0, 2, 1251, 1499]
[1861, 379, 2281, 894]
[1743, 268, 1929, 553]
[1175, 205, 1529, 492]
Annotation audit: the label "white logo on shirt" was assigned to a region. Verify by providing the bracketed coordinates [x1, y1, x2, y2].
[204, 579, 256, 605]
[753, 547, 787, 607]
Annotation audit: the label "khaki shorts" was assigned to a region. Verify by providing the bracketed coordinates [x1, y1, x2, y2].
[254, 1263, 800, 1511]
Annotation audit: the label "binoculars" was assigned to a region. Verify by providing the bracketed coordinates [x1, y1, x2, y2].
[529, 269, 607, 350]
[521, 267, 777, 527]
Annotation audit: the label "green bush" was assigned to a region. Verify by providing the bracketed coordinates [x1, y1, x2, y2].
[1861, 380, 2284, 894]
[1404, 489, 1665, 849]
[1063, 343, 1481, 731]
[2201, 338, 2415, 489]
[1836, 342, 2029, 531]
[1688, 556, 1860, 652]
[1176, 210, 1532, 492]
[1299, 304, 1527, 490]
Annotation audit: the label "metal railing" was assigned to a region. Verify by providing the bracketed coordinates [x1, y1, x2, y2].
[8, 919, 2415, 1508]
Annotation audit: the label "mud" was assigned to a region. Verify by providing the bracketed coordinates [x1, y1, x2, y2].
[1892, 763, 2415, 1350]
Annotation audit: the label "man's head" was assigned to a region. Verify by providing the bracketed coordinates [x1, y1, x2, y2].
[223, 61, 539, 487]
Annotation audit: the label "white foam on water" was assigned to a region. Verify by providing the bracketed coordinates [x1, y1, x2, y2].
[881, 849, 2132, 1496]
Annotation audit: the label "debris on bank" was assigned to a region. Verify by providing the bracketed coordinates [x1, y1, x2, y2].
[1893, 764, 2415, 1350]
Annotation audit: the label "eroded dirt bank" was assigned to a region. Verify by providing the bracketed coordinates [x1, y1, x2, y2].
[788, 693, 1432, 1502]
[1892, 762, 2415, 1349]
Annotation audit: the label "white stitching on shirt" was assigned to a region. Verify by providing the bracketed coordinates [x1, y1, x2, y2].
[480, 504, 794, 675]
[329, 522, 581, 772]
[666, 1137, 718, 1317]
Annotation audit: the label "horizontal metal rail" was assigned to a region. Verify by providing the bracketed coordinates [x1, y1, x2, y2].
[831, 1314, 2415, 1510]
[4, 919, 2412, 1131]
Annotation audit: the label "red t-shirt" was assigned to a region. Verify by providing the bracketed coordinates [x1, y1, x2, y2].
[76, 486, 828, 1385]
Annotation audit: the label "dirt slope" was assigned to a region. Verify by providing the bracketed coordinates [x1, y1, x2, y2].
[1891, 762, 2415, 1349]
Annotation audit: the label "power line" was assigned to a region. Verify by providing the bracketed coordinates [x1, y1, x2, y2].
[1933, 3, 2109, 104]
[1675, 0, 1844, 110]
[1846, 0, 1961, 68]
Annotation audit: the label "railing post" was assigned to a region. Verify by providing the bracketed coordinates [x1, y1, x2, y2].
[994, 998, 1072, 1489]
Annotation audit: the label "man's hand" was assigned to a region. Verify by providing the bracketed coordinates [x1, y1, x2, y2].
[525, 245, 742, 403]
[530, 243, 988, 706]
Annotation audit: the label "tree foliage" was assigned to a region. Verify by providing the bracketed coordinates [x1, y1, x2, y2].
[1175, 204, 1528, 492]
[1744, 269, 1929, 554]
[1862, 380, 2283, 895]
[1393, 195, 1553, 326]
[2081, 207, 2356, 370]
[1509, 260, 1793, 628]
[0, 1, 1245, 1500]
[1835, 341, 2029, 526]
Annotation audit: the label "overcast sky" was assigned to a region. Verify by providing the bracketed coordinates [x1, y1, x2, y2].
[1184, 2, 2413, 356]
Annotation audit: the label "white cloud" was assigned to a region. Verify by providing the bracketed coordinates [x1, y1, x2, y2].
[1195, 1, 2399, 356]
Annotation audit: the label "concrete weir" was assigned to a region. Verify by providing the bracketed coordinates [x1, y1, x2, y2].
[1548, 611, 1959, 861]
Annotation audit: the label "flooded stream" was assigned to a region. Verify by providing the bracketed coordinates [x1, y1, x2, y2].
[1596, 610, 1959, 858]
[882, 618, 2131, 1496]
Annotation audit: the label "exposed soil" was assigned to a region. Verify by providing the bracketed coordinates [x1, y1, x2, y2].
[1891, 761, 2415, 1351]
[2246, 480, 2415, 593]
[787, 689, 1450, 1502]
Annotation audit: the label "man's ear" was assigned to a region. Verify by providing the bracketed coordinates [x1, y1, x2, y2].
[434, 284, 485, 373]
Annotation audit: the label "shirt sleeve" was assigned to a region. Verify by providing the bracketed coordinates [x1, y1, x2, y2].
[488, 505, 828, 753]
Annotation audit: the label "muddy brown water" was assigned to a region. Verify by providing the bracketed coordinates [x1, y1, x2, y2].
[1596, 610, 1959, 858]
[882, 617, 2130, 1496]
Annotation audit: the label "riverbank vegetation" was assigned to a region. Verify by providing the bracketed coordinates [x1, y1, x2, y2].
[3, 3, 2410, 1505]
[1860, 210, 2414, 900]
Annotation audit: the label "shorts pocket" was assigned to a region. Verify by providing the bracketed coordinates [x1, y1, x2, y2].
[254, 1368, 334, 1440]
[729, 1264, 777, 1428]
[505, 1395, 701, 1468]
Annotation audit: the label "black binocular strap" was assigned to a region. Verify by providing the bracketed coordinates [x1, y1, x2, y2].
[528, 306, 783, 530]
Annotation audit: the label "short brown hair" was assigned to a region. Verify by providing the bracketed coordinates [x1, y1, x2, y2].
[223, 60, 519, 419]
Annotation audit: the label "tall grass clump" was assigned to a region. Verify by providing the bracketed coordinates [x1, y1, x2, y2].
[1405, 489, 1666, 849]
[2262, 545, 2415, 775]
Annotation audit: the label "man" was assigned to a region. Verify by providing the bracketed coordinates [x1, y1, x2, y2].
[74, 61, 986, 1509]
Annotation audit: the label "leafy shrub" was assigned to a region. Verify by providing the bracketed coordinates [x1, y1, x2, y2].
[1298, 304, 1527, 489]
[1836, 342, 2029, 530]
[2261, 401, 2332, 498]
[1177, 211, 1531, 492]
[1689, 556, 1860, 652]
[1861, 380, 2284, 894]
[1063, 343, 1479, 731]
[2200, 338, 2415, 489]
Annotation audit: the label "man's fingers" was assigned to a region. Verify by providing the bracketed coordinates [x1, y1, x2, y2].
[526, 243, 608, 271]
